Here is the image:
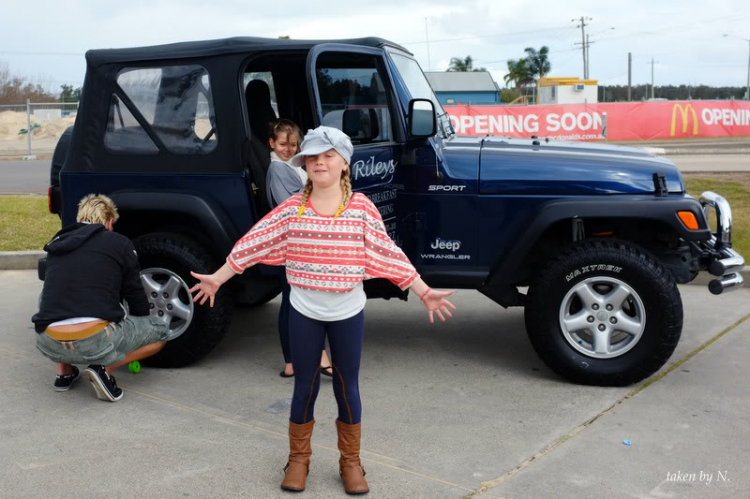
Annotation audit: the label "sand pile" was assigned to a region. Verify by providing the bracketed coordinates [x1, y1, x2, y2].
[0, 111, 75, 142]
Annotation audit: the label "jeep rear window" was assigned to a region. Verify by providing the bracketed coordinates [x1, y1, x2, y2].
[106, 65, 217, 155]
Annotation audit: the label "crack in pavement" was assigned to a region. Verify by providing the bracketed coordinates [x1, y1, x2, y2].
[460, 313, 750, 499]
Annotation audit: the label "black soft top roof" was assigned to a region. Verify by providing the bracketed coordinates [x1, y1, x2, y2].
[85, 36, 411, 67]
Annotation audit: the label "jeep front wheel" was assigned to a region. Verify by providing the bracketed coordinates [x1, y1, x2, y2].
[524, 239, 683, 386]
[134, 232, 234, 367]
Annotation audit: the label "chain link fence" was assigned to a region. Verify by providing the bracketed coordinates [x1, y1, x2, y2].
[0, 101, 78, 158]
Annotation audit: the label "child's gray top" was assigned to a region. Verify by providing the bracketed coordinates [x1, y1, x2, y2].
[266, 158, 305, 209]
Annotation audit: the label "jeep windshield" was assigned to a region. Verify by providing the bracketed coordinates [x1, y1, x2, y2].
[387, 50, 454, 139]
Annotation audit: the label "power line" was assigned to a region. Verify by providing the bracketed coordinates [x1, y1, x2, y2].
[0, 50, 83, 57]
[398, 25, 573, 45]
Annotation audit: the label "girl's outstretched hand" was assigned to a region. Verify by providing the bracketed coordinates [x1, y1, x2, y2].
[189, 271, 222, 307]
[421, 289, 456, 323]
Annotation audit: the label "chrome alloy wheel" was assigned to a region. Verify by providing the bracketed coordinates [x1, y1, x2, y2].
[140, 268, 194, 341]
[558, 276, 646, 359]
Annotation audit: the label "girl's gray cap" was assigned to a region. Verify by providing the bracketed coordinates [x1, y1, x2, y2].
[290, 126, 353, 167]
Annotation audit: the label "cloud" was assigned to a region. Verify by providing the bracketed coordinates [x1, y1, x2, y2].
[1, 0, 748, 90]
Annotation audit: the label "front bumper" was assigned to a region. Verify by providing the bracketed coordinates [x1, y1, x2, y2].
[696, 192, 745, 295]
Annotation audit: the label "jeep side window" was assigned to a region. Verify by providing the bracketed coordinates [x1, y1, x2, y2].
[315, 56, 392, 145]
[244, 72, 279, 117]
[388, 51, 452, 138]
[105, 65, 218, 155]
[104, 94, 159, 154]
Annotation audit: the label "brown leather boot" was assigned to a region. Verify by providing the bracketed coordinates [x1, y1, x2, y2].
[281, 419, 315, 492]
[336, 420, 369, 495]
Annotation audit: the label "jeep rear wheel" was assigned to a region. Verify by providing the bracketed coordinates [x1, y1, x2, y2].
[525, 239, 683, 386]
[134, 232, 234, 367]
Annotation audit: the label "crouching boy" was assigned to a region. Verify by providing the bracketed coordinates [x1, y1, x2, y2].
[32, 194, 169, 402]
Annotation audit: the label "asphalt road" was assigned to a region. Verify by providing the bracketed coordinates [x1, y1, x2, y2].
[668, 154, 750, 173]
[2, 153, 749, 195]
[616, 138, 750, 153]
[1, 270, 749, 498]
[0, 159, 50, 194]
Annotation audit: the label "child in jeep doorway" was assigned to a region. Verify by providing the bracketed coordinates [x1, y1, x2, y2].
[191, 126, 456, 495]
[266, 119, 332, 378]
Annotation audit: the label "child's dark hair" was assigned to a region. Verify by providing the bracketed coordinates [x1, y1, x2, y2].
[269, 119, 301, 142]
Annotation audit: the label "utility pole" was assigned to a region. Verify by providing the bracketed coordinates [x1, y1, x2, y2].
[650, 58, 655, 99]
[573, 17, 592, 79]
[425, 18, 431, 71]
[586, 34, 590, 79]
[627, 53, 632, 101]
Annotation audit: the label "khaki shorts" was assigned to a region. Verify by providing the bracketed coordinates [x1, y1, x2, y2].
[36, 316, 169, 366]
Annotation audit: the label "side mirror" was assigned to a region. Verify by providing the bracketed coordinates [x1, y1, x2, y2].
[408, 98, 437, 138]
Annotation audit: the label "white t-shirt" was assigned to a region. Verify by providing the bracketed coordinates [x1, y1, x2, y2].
[48, 317, 104, 327]
[290, 283, 366, 322]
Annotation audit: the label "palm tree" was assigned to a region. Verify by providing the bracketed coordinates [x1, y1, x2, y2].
[447, 56, 486, 72]
[503, 59, 533, 93]
[524, 46, 551, 79]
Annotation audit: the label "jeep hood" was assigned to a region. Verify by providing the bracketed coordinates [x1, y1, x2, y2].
[471, 137, 683, 195]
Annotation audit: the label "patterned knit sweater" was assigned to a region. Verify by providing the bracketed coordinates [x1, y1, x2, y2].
[227, 192, 419, 292]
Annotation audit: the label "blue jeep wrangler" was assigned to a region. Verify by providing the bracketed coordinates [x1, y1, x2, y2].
[45, 36, 744, 386]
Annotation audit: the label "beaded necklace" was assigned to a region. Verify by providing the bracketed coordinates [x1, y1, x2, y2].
[297, 196, 345, 219]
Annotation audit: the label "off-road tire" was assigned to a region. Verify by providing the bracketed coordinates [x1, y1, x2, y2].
[134, 232, 234, 367]
[525, 239, 683, 386]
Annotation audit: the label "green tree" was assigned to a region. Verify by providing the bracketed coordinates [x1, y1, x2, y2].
[447, 56, 486, 72]
[503, 59, 533, 93]
[524, 46, 551, 79]
[59, 84, 82, 103]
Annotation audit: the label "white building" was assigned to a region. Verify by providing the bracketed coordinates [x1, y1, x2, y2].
[537, 77, 598, 105]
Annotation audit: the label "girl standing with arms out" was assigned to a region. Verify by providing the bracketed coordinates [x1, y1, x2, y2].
[266, 119, 332, 378]
[190, 126, 456, 495]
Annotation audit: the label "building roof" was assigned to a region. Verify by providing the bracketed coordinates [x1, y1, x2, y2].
[538, 76, 598, 87]
[425, 72, 499, 92]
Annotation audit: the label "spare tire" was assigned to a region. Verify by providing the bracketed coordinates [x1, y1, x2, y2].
[133, 232, 234, 367]
[51, 126, 74, 188]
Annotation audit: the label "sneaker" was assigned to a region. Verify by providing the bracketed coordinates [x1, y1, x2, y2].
[83, 365, 123, 402]
[53, 366, 81, 391]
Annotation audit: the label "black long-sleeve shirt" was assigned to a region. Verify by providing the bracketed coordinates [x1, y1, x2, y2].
[32, 223, 149, 333]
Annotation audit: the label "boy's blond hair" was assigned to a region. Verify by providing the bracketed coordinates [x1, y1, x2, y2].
[76, 194, 119, 225]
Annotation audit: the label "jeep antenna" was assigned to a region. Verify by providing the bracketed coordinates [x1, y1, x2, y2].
[425, 18, 432, 71]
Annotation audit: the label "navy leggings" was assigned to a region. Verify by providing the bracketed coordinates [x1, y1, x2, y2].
[288, 306, 364, 425]
[278, 274, 324, 364]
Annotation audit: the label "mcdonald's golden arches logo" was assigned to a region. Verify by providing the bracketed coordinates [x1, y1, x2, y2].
[670, 103, 699, 136]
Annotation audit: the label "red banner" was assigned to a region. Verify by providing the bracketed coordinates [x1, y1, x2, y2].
[445, 101, 750, 141]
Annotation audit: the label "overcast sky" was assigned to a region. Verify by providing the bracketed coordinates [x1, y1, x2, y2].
[1, 0, 749, 94]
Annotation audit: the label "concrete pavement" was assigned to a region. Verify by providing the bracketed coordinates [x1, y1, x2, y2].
[1, 270, 749, 498]
[476, 317, 750, 499]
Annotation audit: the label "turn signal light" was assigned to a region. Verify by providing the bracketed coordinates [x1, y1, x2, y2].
[677, 211, 699, 230]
